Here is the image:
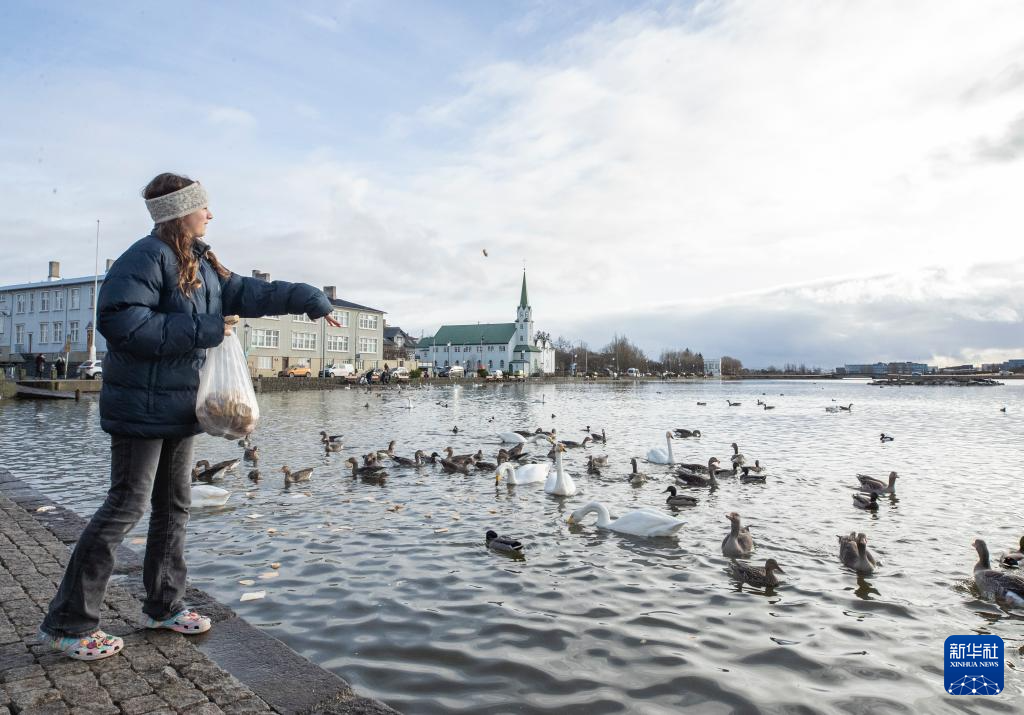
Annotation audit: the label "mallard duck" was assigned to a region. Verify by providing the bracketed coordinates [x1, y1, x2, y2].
[713, 463, 739, 478]
[838, 403, 853, 411]
[726, 400, 741, 407]
[857, 471, 898, 494]
[586, 455, 603, 476]
[729, 443, 746, 467]
[879, 433, 894, 442]
[972, 539, 1024, 605]
[647, 431, 675, 464]
[319, 430, 343, 444]
[628, 458, 648, 486]
[662, 486, 698, 506]
[740, 462, 766, 482]
[444, 447, 476, 464]
[589, 428, 607, 443]
[374, 440, 397, 460]
[677, 458, 720, 488]
[475, 458, 497, 470]
[247, 469, 260, 483]
[392, 450, 425, 467]
[190, 483, 230, 507]
[676, 461, 709, 473]
[344, 457, 387, 478]
[545, 444, 577, 496]
[696, 401, 707, 406]
[1001, 536, 1024, 567]
[485, 530, 524, 554]
[567, 501, 685, 537]
[324, 441, 344, 454]
[192, 459, 239, 483]
[838, 532, 878, 573]
[440, 457, 471, 474]
[722, 512, 755, 558]
[852, 492, 878, 510]
[673, 428, 701, 438]
[280, 465, 314, 485]
[763, 404, 775, 410]
[495, 462, 549, 486]
[243, 446, 260, 462]
[560, 437, 591, 449]
[730, 559, 785, 588]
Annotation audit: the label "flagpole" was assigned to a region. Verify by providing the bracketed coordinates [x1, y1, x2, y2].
[88, 220, 100, 362]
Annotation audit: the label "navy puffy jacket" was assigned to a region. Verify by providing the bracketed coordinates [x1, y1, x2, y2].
[98, 233, 333, 438]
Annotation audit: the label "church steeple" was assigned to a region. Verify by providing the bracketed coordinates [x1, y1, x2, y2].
[516, 270, 533, 344]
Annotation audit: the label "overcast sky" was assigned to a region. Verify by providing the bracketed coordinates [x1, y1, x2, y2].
[2, 0, 1022, 368]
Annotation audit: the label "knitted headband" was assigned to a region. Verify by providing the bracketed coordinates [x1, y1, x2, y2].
[145, 182, 208, 223]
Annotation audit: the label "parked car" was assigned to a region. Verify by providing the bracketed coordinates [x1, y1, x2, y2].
[625, 367, 641, 377]
[390, 366, 411, 382]
[486, 369, 504, 381]
[77, 359, 103, 380]
[279, 365, 312, 378]
[319, 364, 355, 378]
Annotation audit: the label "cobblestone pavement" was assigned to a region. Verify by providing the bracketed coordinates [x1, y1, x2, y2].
[0, 472, 398, 715]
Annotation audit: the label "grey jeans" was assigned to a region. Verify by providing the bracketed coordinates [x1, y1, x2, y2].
[41, 435, 195, 638]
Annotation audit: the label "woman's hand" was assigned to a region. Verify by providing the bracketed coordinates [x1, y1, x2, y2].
[324, 315, 342, 328]
[223, 314, 240, 336]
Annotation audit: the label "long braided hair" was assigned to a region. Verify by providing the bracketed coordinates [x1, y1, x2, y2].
[142, 173, 231, 296]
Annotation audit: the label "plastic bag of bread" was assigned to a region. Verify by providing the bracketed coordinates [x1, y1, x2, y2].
[195, 331, 260, 439]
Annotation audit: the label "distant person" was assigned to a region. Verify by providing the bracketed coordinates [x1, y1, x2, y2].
[35, 353, 45, 378]
[38, 172, 341, 662]
[55, 356, 66, 379]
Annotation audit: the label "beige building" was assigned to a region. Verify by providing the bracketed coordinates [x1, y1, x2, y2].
[241, 275, 385, 377]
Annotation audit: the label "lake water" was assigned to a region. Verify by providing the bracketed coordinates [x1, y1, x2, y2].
[2, 379, 1022, 713]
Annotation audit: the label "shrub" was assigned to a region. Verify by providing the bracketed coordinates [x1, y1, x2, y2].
[477, 368, 489, 378]
[409, 368, 422, 379]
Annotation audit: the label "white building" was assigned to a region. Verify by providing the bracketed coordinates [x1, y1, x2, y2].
[415, 273, 556, 375]
[0, 261, 109, 367]
[703, 357, 721, 376]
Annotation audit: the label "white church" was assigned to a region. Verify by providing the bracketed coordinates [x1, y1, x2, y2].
[415, 272, 556, 376]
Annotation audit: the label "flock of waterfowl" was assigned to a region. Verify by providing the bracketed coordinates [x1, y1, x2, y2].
[188, 390, 1024, 606]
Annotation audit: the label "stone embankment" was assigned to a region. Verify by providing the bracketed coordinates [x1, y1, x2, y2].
[0, 468, 397, 715]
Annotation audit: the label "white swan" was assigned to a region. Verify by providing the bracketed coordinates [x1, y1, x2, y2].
[567, 501, 684, 537]
[190, 484, 230, 507]
[646, 431, 675, 464]
[499, 432, 527, 444]
[545, 444, 577, 496]
[495, 462, 549, 486]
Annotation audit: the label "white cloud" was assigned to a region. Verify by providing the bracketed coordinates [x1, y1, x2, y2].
[206, 106, 257, 128]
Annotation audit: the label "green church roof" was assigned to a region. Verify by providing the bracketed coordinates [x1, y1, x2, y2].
[513, 344, 541, 353]
[432, 323, 516, 345]
[519, 272, 529, 308]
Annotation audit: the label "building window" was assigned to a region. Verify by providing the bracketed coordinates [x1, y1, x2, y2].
[40, 323, 49, 343]
[454, 346, 460, 353]
[15, 294, 25, 314]
[358, 337, 378, 354]
[500, 360, 505, 368]
[16, 324, 25, 344]
[292, 314, 313, 323]
[358, 313, 378, 330]
[89, 286, 95, 309]
[488, 360, 493, 368]
[53, 322, 63, 344]
[251, 329, 279, 348]
[28, 293, 34, 312]
[70, 288, 80, 309]
[327, 335, 349, 352]
[332, 310, 349, 327]
[257, 356, 273, 370]
[69, 321, 79, 343]
[40, 291, 50, 312]
[53, 290, 64, 311]
[292, 332, 317, 350]
[0, 318, 4, 336]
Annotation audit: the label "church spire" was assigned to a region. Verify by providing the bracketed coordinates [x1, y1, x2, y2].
[519, 271, 529, 308]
